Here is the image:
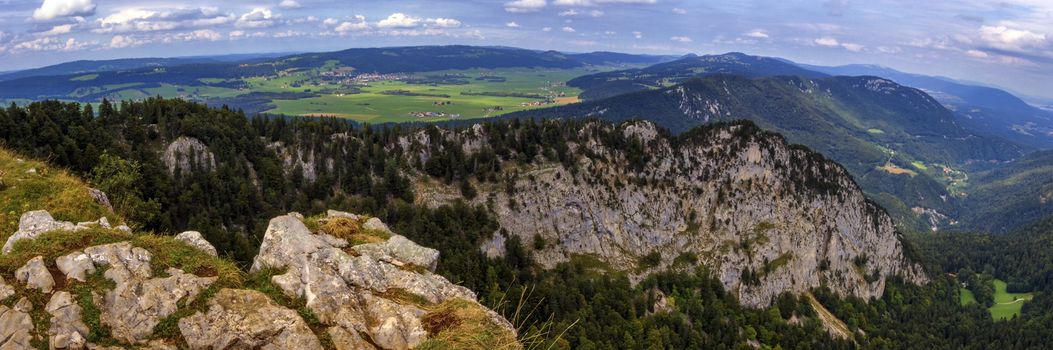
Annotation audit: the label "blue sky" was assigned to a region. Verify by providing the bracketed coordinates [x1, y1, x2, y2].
[0, 0, 1050, 98]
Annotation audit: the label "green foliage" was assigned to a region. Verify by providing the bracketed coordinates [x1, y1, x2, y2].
[89, 153, 160, 230]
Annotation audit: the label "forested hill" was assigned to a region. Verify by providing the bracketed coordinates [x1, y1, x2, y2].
[568, 52, 829, 100]
[507, 74, 1027, 233]
[5, 97, 1053, 348]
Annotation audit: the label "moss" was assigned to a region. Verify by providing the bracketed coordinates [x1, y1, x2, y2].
[71, 269, 117, 345]
[417, 299, 520, 350]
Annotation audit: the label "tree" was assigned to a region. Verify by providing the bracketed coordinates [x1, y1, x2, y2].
[90, 153, 160, 229]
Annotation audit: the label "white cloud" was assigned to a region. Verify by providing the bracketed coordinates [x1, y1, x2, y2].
[672, 8, 687, 14]
[542, 27, 552, 32]
[876, 46, 902, 54]
[841, 43, 865, 52]
[979, 25, 1047, 50]
[109, 35, 143, 48]
[966, 49, 989, 58]
[632, 31, 642, 39]
[236, 8, 277, 29]
[554, 0, 656, 4]
[278, 0, 302, 9]
[744, 30, 768, 39]
[505, 0, 547, 13]
[559, 9, 604, 17]
[335, 16, 369, 32]
[39, 24, 75, 36]
[427, 18, 462, 28]
[670, 36, 692, 43]
[95, 8, 234, 34]
[377, 13, 420, 28]
[322, 18, 339, 26]
[562, 26, 576, 32]
[506, 22, 521, 28]
[814, 37, 840, 47]
[171, 29, 223, 42]
[33, 0, 96, 21]
[13, 36, 89, 52]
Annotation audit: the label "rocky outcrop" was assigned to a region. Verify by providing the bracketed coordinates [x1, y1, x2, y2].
[3, 210, 114, 253]
[46, 291, 90, 350]
[415, 121, 928, 307]
[251, 212, 515, 350]
[178, 288, 323, 350]
[162, 136, 217, 175]
[88, 188, 113, 213]
[174, 231, 218, 257]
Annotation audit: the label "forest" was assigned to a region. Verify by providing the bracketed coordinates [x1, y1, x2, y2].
[2, 97, 1052, 349]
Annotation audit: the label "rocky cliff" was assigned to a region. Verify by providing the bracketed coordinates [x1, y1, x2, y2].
[0, 209, 517, 350]
[411, 120, 928, 307]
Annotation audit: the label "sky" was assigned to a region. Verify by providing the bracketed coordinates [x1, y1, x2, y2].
[0, 0, 1050, 99]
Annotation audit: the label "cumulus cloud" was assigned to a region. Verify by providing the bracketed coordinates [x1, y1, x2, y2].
[95, 7, 235, 34]
[632, 31, 642, 39]
[334, 16, 369, 32]
[559, 9, 604, 17]
[553, 0, 656, 4]
[815, 36, 864, 51]
[33, 0, 96, 21]
[542, 27, 552, 32]
[236, 8, 278, 29]
[39, 24, 75, 36]
[278, 0, 302, 9]
[505, 0, 547, 13]
[744, 30, 769, 39]
[979, 25, 1047, 50]
[966, 49, 989, 58]
[506, 21, 521, 28]
[109, 35, 143, 48]
[377, 13, 420, 28]
[14, 36, 89, 52]
[672, 8, 687, 14]
[670, 36, 692, 43]
[562, 26, 576, 32]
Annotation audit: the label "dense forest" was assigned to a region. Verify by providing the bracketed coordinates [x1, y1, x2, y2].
[2, 97, 1053, 349]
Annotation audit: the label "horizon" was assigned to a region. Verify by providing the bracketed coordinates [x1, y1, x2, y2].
[0, 1, 1050, 99]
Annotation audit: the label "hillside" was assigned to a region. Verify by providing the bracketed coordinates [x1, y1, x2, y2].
[0, 148, 518, 349]
[803, 64, 1053, 149]
[508, 75, 1027, 232]
[959, 150, 1053, 233]
[567, 52, 828, 100]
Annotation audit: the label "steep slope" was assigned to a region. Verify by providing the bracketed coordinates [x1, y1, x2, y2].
[804, 64, 1053, 149]
[568, 52, 828, 100]
[508, 75, 1026, 232]
[409, 120, 927, 306]
[959, 150, 1053, 233]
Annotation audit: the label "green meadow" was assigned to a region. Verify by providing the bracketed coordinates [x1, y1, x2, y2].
[959, 279, 1033, 321]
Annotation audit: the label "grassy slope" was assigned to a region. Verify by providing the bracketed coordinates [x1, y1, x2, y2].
[988, 279, 1033, 321]
[0, 147, 115, 239]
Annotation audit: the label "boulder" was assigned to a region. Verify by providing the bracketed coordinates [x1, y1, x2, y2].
[3, 210, 79, 253]
[178, 288, 323, 350]
[47, 291, 90, 350]
[353, 235, 440, 272]
[249, 215, 329, 273]
[83, 242, 152, 286]
[364, 295, 427, 350]
[362, 217, 391, 233]
[174, 231, 218, 257]
[0, 305, 34, 350]
[16, 255, 55, 293]
[100, 268, 216, 343]
[88, 188, 114, 212]
[56, 251, 96, 282]
[326, 210, 360, 220]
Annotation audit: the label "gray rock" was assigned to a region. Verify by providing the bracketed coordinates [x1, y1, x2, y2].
[47, 291, 90, 350]
[174, 231, 218, 257]
[3, 210, 81, 253]
[88, 188, 114, 213]
[16, 255, 55, 293]
[162, 136, 216, 175]
[115, 225, 131, 233]
[326, 210, 360, 220]
[178, 288, 323, 350]
[13, 297, 32, 313]
[100, 268, 216, 343]
[0, 305, 34, 350]
[361, 217, 391, 233]
[0, 276, 15, 301]
[83, 242, 152, 286]
[354, 235, 440, 272]
[56, 251, 96, 282]
[251, 212, 515, 349]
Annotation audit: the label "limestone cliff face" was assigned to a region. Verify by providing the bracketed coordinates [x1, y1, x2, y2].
[413, 120, 928, 307]
[161, 136, 216, 175]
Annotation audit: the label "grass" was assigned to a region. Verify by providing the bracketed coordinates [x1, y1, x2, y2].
[877, 163, 917, 177]
[989, 279, 1033, 321]
[866, 128, 885, 134]
[315, 216, 390, 246]
[959, 287, 976, 306]
[0, 147, 117, 242]
[418, 299, 521, 350]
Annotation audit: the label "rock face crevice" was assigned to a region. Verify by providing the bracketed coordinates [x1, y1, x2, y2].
[413, 121, 928, 307]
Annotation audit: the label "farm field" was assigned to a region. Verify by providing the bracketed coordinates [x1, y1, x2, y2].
[265, 68, 590, 122]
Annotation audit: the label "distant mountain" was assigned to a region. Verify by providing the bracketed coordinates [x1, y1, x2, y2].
[0, 45, 666, 103]
[568, 52, 828, 100]
[801, 64, 1053, 149]
[565, 51, 676, 66]
[508, 74, 1028, 232]
[0, 52, 294, 82]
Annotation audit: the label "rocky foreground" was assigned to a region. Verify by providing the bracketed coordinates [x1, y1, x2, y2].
[0, 209, 517, 350]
